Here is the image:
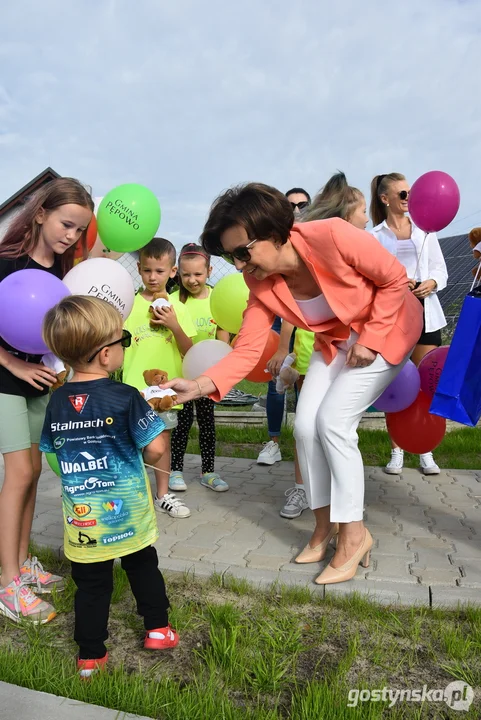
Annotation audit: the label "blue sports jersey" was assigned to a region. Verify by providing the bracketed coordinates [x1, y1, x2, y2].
[40, 378, 164, 563]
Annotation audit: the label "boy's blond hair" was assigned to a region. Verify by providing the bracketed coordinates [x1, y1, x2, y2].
[43, 296, 123, 366]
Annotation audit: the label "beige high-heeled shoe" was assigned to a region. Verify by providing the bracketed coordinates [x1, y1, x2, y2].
[314, 528, 373, 584]
[294, 524, 339, 564]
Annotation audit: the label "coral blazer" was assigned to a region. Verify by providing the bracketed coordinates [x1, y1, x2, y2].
[205, 218, 423, 401]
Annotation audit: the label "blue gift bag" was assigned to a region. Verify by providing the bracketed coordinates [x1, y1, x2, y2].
[430, 287, 481, 426]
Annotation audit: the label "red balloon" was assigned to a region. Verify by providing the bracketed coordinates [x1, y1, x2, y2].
[233, 329, 279, 383]
[74, 215, 98, 260]
[386, 391, 446, 454]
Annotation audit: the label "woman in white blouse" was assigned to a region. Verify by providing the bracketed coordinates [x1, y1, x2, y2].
[370, 173, 448, 476]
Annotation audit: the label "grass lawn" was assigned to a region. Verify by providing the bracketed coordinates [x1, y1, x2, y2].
[189, 424, 481, 470]
[1, 546, 480, 719]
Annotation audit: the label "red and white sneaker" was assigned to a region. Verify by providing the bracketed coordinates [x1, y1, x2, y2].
[0, 576, 56, 624]
[21, 556, 65, 594]
[144, 624, 179, 650]
[77, 652, 108, 679]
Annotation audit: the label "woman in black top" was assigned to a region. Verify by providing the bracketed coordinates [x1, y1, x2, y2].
[0, 178, 93, 624]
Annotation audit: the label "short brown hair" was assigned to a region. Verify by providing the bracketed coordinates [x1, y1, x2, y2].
[139, 237, 176, 266]
[43, 296, 123, 366]
[200, 183, 294, 256]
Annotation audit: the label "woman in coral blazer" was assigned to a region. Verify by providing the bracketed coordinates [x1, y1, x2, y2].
[164, 183, 423, 585]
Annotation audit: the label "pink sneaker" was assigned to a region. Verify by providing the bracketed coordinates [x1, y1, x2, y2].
[0, 576, 56, 624]
[21, 556, 65, 594]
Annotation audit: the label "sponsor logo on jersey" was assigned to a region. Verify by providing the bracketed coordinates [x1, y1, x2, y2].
[64, 477, 116, 495]
[69, 394, 89, 413]
[60, 451, 109, 475]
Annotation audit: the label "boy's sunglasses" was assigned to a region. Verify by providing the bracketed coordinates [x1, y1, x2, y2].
[221, 238, 258, 265]
[399, 190, 409, 201]
[289, 200, 309, 211]
[87, 329, 132, 363]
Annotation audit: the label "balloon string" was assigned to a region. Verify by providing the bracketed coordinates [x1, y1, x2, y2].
[412, 231, 428, 282]
[144, 461, 171, 476]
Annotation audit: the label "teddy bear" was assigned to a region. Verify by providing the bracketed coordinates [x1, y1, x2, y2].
[41, 352, 70, 391]
[140, 369, 178, 411]
[469, 227, 481, 280]
[275, 353, 300, 394]
[149, 292, 172, 328]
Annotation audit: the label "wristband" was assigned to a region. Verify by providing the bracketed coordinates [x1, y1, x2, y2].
[194, 379, 203, 398]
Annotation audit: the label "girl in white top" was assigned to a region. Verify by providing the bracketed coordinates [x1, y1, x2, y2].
[370, 173, 448, 476]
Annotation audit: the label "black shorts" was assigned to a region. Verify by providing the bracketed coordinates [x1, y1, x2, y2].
[415, 289, 442, 347]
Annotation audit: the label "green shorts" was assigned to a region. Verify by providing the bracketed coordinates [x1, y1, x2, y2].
[0, 393, 49, 453]
[157, 409, 178, 431]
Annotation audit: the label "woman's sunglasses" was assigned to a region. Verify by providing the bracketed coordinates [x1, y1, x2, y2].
[87, 329, 132, 363]
[221, 238, 258, 265]
[399, 190, 409, 201]
[289, 201, 309, 211]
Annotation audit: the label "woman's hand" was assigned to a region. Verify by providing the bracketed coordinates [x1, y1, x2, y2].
[412, 279, 437, 299]
[407, 278, 417, 291]
[266, 349, 288, 377]
[345, 343, 377, 369]
[159, 377, 200, 404]
[6, 357, 58, 391]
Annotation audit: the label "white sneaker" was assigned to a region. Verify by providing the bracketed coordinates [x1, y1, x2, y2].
[154, 493, 191, 518]
[384, 449, 404, 475]
[419, 453, 440, 475]
[280, 486, 309, 519]
[257, 440, 282, 465]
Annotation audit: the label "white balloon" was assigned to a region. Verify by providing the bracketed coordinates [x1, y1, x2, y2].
[182, 340, 232, 380]
[63, 258, 135, 320]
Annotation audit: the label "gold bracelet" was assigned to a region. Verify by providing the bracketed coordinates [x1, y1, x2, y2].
[194, 379, 203, 398]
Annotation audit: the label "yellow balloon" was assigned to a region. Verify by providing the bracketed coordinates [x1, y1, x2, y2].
[210, 273, 249, 334]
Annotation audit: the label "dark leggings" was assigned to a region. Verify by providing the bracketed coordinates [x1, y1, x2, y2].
[71, 546, 169, 659]
[171, 397, 216, 474]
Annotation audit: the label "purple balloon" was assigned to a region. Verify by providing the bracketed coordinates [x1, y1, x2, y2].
[0, 269, 70, 354]
[408, 171, 460, 233]
[373, 360, 421, 413]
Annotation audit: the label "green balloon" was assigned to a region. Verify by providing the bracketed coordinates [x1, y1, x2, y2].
[45, 452, 61, 477]
[211, 273, 249, 334]
[97, 183, 161, 253]
[367, 405, 378, 413]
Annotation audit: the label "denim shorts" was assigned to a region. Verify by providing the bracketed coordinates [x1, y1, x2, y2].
[157, 409, 178, 430]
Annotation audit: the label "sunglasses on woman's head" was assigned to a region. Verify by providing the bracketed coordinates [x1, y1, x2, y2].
[289, 201, 309, 210]
[221, 238, 258, 265]
[398, 190, 409, 201]
[87, 329, 132, 363]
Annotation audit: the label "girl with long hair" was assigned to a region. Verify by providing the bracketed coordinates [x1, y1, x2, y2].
[370, 173, 448, 476]
[169, 243, 230, 492]
[0, 178, 94, 623]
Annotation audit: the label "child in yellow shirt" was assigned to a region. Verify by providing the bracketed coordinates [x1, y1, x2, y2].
[169, 244, 230, 492]
[123, 238, 196, 518]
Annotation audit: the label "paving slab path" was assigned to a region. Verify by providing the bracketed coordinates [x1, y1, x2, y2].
[9, 453, 479, 608]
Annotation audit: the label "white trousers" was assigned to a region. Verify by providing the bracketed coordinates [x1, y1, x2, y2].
[294, 349, 407, 522]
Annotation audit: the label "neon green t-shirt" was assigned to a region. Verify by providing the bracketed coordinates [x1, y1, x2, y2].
[169, 288, 218, 344]
[123, 293, 197, 402]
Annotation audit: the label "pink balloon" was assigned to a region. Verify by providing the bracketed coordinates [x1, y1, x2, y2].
[418, 346, 450, 398]
[408, 171, 460, 233]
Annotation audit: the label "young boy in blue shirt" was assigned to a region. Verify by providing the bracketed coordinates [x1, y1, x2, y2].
[40, 295, 178, 678]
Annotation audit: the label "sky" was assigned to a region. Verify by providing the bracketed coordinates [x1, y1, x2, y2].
[1, 0, 481, 253]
